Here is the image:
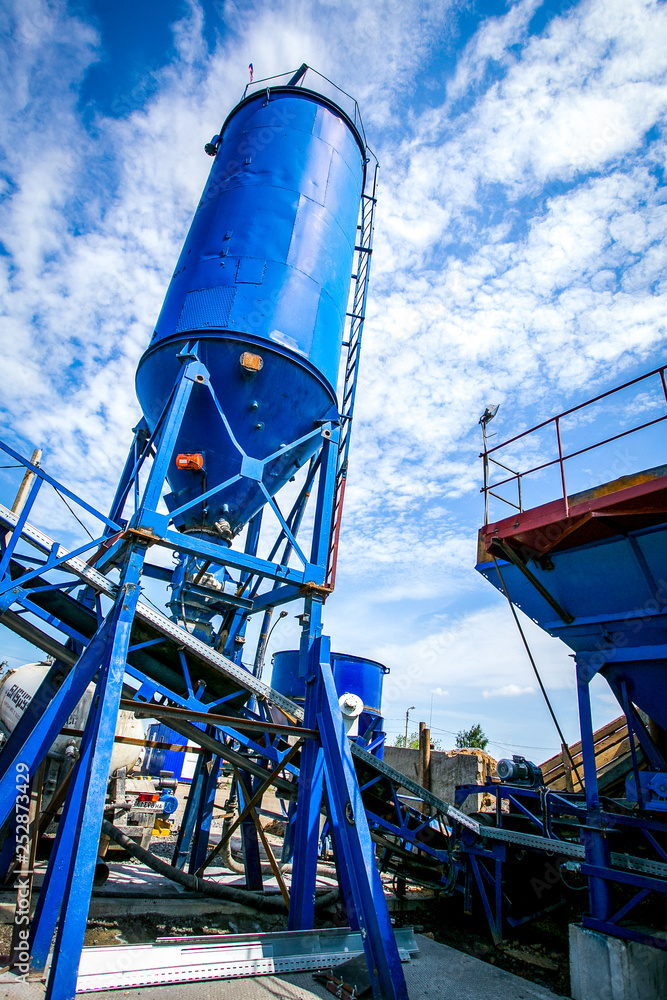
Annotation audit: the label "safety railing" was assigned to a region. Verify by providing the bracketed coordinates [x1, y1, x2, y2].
[481, 365, 667, 524]
[242, 64, 367, 147]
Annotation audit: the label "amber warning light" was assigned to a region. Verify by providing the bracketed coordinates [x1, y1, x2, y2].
[175, 453, 204, 471]
[239, 351, 264, 372]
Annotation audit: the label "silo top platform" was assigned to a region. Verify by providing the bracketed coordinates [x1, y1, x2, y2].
[475, 365, 667, 659]
[477, 462, 667, 564]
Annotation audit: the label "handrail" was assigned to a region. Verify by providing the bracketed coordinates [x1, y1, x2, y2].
[480, 365, 667, 523]
[242, 65, 367, 147]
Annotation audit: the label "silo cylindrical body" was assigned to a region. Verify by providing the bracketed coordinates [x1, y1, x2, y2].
[135, 86, 366, 536]
[271, 650, 389, 742]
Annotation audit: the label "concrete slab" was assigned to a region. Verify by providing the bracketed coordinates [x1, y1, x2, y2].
[0, 973, 45, 1000]
[0, 935, 571, 1000]
[569, 923, 667, 1000]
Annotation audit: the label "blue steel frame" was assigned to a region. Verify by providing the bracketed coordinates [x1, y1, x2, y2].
[0, 149, 413, 1000]
[0, 340, 408, 998]
[6, 437, 667, 968]
[454, 679, 667, 952]
[575, 649, 667, 950]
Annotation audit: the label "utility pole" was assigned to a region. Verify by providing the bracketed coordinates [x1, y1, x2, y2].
[404, 706, 415, 746]
[11, 448, 41, 514]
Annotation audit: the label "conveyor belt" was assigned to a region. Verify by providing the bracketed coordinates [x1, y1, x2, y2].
[0, 506, 469, 823]
[3, 503, 667, 897]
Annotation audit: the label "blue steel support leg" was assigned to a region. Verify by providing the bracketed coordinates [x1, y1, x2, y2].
[105, 418, 150, 531]
[189, 744, 221, 875]
[135, 357, 202, 520]
[316, 635, 408, 1000]
[0, 614, 117, 826]
[323, 784, 359, 930]
[288, 597, 325, 929]
[33, 544, 147, 1000]
[30, 697, 111, 970]
[239, 769, 263, 891]
[288, 706, 324, 928]
[172, 750, 208, 870]
[281, 800, 297, 864]
[577, 658, 611, 922]
[468, 854, 502, 944]
[309, 433, 338, 568]
[0, 474, 42, 582]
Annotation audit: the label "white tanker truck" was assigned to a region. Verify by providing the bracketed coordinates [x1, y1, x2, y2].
[0, 661, 175, 853]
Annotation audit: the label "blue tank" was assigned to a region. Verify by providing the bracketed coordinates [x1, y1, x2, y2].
[271, 650, 389, 742]
[135, 85, 366, 536]
[141, 722, 185, 779]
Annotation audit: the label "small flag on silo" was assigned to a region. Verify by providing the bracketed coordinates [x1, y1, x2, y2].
[248, 63, 254, 82]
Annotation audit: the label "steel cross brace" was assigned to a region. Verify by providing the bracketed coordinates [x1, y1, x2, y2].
[126, 349, 331, 588]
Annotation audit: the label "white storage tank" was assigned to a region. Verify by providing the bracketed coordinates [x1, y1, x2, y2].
[0, 662, 143, 774]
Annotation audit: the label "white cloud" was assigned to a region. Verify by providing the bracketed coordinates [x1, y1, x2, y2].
[482, 683, 536, 698]
[1, 0, 665, 755]
[374, 603, 576, 705]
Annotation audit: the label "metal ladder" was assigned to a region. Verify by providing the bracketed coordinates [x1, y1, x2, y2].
[326, 159, 379, 589]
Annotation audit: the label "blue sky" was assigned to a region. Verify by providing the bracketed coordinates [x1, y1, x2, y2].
[1, 0, 667, 760]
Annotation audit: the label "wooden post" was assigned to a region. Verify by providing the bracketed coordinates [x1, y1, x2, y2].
[11, 449, 42, 514]
[419, 723, 431, 815]
[561, 742, 574, 793]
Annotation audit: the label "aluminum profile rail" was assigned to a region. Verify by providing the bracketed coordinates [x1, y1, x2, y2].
[478, 825, 667, 879]
[72, 926, 419, 991]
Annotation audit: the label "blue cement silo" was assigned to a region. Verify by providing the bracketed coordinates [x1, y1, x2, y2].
[135, 85, 366, 536]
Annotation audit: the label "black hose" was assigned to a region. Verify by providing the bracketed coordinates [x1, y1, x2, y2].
[101, 819, 339, 913]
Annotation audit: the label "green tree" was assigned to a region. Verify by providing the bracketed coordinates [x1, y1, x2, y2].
[393, 732, 443, 751]
[455, 724, 488, 750]
[394, 731, 419, 749]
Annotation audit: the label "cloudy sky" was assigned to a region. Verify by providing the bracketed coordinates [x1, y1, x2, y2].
[1, 0, 666, 759]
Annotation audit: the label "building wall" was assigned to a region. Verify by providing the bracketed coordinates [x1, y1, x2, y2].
[383, 747, 496, 814]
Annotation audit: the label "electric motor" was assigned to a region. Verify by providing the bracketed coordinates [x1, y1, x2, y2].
[496, 754, 544, 787]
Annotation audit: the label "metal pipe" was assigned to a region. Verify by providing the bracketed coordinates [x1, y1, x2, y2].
[482, 414, 667, 494]
[217, 781, 245, 874]
[100, 819, 339, 913]
[555, 416, 568, 517]
[253, 607, 290, 679]
[253, 609, 274, 678]
[482, 424, 489, 524]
